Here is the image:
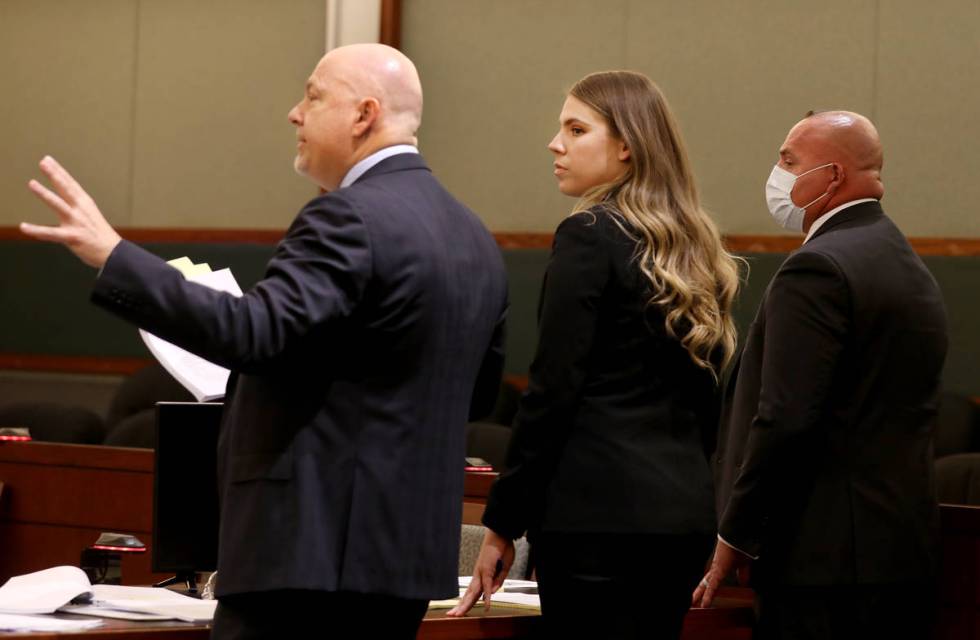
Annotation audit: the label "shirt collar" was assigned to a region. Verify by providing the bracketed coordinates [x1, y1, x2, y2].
[803, 198, 877, 243]
[339, 144, 419, 189]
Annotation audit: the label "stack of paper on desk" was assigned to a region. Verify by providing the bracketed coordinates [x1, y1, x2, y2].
[428, 577, 541, 610]
[74, 585, 217, 622]
[0, 566, 217, 623]
[139, 256, 243, 402]
[0, 614, 102, 632]
[0, 566, 93, 614]
[456, 577, 538, 593]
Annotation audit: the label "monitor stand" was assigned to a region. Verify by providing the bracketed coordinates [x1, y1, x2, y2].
[153, 571, 200, 597]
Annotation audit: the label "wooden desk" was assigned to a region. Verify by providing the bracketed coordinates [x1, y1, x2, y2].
[0, 607, 539, 640]
[0, 600, 756, 640]
[0, 441, 163, 585]
[0, 441, 753, 638]
[0, 443, 501, 584]
[938, 503, 980, 640]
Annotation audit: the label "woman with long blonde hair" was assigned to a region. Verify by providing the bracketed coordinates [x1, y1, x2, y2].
[450, 71, 741, 638]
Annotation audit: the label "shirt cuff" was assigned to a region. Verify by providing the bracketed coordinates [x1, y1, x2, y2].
[718, 533, 760, 560]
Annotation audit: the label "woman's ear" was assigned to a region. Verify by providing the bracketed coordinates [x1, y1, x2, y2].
[618, 142, 631, 162]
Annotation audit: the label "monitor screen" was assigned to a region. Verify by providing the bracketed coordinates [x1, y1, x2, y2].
[152, 401, 223, 575]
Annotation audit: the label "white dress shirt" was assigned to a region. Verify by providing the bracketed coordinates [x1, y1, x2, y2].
[339, 144, 419, 189]
[803, 198, 877, 244]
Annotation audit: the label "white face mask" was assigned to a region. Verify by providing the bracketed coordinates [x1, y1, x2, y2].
[765, 163, 833, 232]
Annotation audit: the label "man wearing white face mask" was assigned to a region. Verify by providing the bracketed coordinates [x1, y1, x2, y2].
[692, 111, 948, 640]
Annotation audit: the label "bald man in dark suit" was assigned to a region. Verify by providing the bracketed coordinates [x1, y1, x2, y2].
[22, 44, 507, 639]
[694, 111, 947, 640]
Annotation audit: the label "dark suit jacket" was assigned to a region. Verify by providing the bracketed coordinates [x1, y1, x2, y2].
[92, 153, 508, 600]
[483, 207, 718, 540]
[715, 201, 947, 586]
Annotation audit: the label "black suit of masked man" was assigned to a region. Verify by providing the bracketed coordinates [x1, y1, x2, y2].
[694, 111, 947, 640]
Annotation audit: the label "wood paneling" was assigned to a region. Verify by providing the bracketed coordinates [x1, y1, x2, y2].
[5, 226, 978, 255]
[0, 441, 164, 585]
[379, 0, 401, 49]
[938, 504, 980, 640]
[0, 353, 152, 375]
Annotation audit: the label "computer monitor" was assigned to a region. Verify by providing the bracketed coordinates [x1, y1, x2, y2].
[152, 401, 223, 592]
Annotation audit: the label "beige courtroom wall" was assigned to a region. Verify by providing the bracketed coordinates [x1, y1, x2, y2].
[402, 0, 980, 236]
[623, 1, 875, 235]
[0, 0, 138, 228]
[131, 0, 324, 228]
[876, 0, 980, 237]
[0, 0, 325, 230]
[403, 0, 629, 234]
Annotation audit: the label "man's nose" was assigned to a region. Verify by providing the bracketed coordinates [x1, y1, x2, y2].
[287, 104, 302, 125]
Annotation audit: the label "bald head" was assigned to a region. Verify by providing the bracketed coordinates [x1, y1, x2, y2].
[314, 44, 423, 139]
[288, 44, 424, 190]
[778, 110, 885, 229]
[791, 111, 883, 176]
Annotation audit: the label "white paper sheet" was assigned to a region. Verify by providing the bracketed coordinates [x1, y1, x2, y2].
[139, 266, 243, 402]
[0, 566, 92, 614]
[0, 613, 102, 632]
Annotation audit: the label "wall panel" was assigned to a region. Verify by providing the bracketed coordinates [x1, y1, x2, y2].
[401, 0, 979, 236]
[624, 0, 876, 234]
[0, 0, 137, 227]
[131, 0, 325, 229]
[402, 0, 630, 232]
[876, 0, 980, 236]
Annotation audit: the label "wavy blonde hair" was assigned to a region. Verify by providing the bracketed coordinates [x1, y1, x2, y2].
[569, 71, 741, 377]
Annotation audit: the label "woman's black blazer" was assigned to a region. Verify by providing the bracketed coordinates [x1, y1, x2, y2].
[483, 206, 719, 540]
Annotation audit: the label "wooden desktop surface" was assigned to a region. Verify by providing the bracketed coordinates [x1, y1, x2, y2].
[0, 607, 541, 640]
[0, 596, 757, 640]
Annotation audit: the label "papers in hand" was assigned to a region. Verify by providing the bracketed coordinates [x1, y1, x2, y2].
[0, 566, 216, 623]
[139, 256, 243, 402]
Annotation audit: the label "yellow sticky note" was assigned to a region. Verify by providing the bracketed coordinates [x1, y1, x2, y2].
[167, 257, 212, 278]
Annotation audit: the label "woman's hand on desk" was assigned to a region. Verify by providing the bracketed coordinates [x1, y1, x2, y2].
[21, 156, 121, 269]
[691, 537, 752, 608]
[447, 528, 515, 617]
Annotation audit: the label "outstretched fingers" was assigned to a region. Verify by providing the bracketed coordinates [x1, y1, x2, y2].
[38, 156, 89, 206]
[18, 221, 73, 244]
[23, 155, 121, 268]
[27, 179, 72, 221]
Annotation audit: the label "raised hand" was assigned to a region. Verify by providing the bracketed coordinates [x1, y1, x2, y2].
[21, 156, 121, 269]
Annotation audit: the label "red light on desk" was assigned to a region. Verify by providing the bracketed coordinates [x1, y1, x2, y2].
[91, 544, 146, 553]
[464, 457, 493, 472]
[0, 428, 31, 442]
